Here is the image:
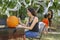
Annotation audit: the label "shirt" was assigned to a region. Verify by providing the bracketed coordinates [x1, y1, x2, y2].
[42, 18, 49, 28]
[28, 17, 39, 32]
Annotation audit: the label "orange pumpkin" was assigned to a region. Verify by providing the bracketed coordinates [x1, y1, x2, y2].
[7, 16, 19, 28]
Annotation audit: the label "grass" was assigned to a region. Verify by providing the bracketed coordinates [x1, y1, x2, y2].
[41, 34, 60, 40]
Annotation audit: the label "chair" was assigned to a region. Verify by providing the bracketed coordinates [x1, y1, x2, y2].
[27, 22, 45, 40]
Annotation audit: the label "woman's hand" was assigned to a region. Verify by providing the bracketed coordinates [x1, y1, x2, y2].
[16, 25, 25, 28]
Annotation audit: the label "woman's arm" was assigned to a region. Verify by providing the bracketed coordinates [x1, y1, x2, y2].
[23, 17, 38, 30]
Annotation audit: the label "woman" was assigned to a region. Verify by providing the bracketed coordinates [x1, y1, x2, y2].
[48, 10, 53, 27]
[17, 8, 39, 37]
[48, 10, 53, 31]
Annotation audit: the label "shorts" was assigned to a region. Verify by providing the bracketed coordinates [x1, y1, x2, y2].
[44, 27, 48, 32]
[25, 31, 39, 38]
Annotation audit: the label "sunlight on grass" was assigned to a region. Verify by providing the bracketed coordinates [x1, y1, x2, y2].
[41, 34, 60, 40]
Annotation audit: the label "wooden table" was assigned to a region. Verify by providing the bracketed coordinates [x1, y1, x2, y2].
[0, 27, 25, 40]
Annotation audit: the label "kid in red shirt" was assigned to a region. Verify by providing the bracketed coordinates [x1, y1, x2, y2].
[42, 14, 49, 34]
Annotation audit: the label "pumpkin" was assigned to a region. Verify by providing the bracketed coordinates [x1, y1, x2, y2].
[7, 16, 19, 28]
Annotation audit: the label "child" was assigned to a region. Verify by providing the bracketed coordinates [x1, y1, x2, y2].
[42, 14, 49, 34]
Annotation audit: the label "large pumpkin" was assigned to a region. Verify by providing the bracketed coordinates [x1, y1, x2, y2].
[7, 16, 19, 28]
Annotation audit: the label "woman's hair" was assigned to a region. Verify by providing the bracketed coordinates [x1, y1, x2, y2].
[28, 8, 37, 16]
[48, 10, 53, 15]
[48, 10, 53, 19]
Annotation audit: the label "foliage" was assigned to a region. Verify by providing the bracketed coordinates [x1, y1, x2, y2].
[0, 0, 60, 22]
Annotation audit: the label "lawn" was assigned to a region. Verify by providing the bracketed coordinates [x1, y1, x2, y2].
[41, 34, 60, 40]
